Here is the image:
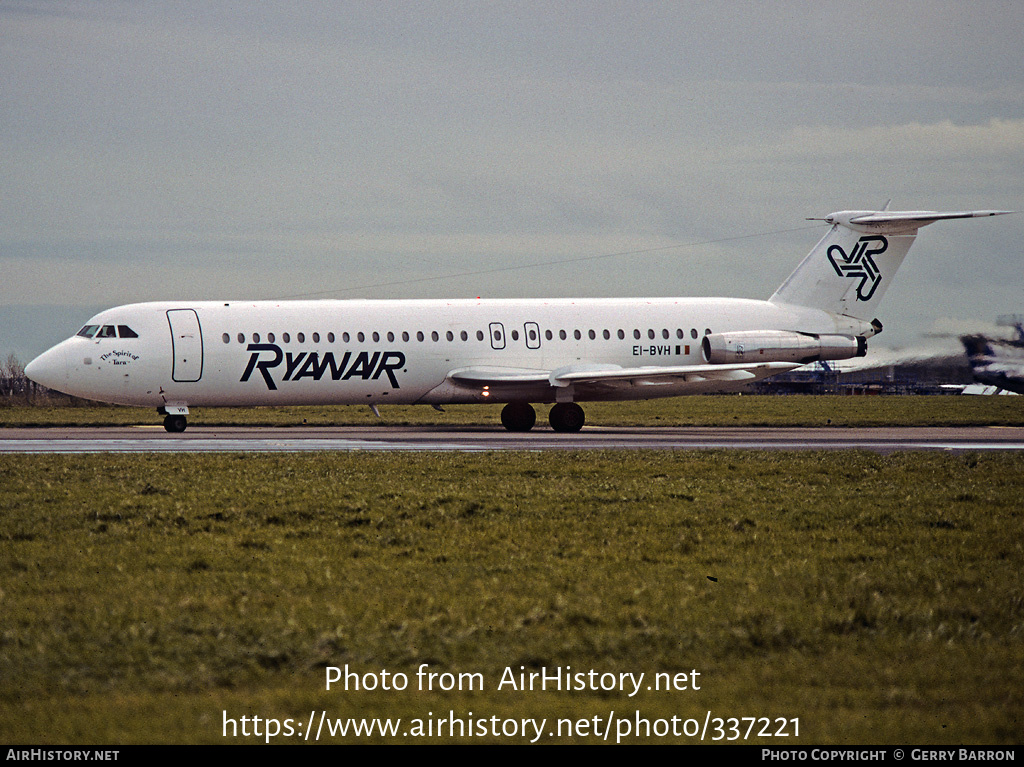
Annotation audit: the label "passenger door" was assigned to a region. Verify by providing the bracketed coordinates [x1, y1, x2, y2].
[167, 309, 204, 382]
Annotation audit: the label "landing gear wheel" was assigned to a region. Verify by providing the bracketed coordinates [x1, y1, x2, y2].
[163, 414, 187, 433]
[501, 402, 536, 432]
[549, 402, 585, 433]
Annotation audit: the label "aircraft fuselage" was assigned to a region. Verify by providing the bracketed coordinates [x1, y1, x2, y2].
[31, 297, 865, 411]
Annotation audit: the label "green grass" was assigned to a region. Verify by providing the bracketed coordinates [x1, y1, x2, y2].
[4, 394, 1024, 427]
[1, 451, 1021, 743]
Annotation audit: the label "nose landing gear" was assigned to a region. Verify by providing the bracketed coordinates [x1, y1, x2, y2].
[163, 414, 187, 433]
[157, 405, 189, 433]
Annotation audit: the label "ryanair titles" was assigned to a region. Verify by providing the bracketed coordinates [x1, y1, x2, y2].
[241, 343, 406, 390]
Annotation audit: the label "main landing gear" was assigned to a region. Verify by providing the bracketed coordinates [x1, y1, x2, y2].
[500, 402, 585, 433]
[500, 401, 536, 432]
[548, 402, 585, 433]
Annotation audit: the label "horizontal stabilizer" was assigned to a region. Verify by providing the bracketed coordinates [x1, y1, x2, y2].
[814, 209, 1013, 235]
[842, 210, 1012, 227]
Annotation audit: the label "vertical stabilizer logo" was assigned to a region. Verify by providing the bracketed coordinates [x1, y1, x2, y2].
[827, 235, 887, 301]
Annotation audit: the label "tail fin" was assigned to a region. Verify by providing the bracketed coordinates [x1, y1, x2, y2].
[769, 209, 1011, 321]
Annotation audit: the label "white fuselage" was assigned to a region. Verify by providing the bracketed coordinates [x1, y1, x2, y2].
[28, 297, 867, 410]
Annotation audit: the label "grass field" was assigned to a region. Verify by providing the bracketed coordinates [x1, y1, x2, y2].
[4, 393, 1024, 428]
[1, 448, 1021, 744]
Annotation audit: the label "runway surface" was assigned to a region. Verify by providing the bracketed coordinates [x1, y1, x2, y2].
[3, 425, 1024, 453]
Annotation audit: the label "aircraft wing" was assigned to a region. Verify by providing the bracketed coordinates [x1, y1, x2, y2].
[448, 361, 801, 388]
[447, 366, 552, 385]
[548, 361, 801, 385]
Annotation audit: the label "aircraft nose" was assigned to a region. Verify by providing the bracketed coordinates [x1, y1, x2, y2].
[25, 343, 70, 392]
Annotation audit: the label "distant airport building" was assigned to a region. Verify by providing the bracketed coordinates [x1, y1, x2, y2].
[752, 358, 975, 395]
[755, 314, 1024, 395]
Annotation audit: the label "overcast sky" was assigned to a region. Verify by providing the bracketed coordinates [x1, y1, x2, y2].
[3, 1, 1023, 361]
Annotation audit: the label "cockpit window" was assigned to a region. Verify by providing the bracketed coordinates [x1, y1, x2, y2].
[77, 324, 138, 338]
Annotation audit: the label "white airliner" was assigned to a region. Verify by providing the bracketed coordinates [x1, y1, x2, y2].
[26, 207, 1010, 432]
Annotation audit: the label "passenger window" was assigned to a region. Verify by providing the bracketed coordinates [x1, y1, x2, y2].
[446, 331, 454, 342]
[476, 330, 484, 341]
[117, 325, 139, 338]
[633, 329, 641, 340]
[327, 333, 335, 343]
[460, 331, 468, 341]
[222, 333, 230, 344]
[618, 329, 625, 340]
